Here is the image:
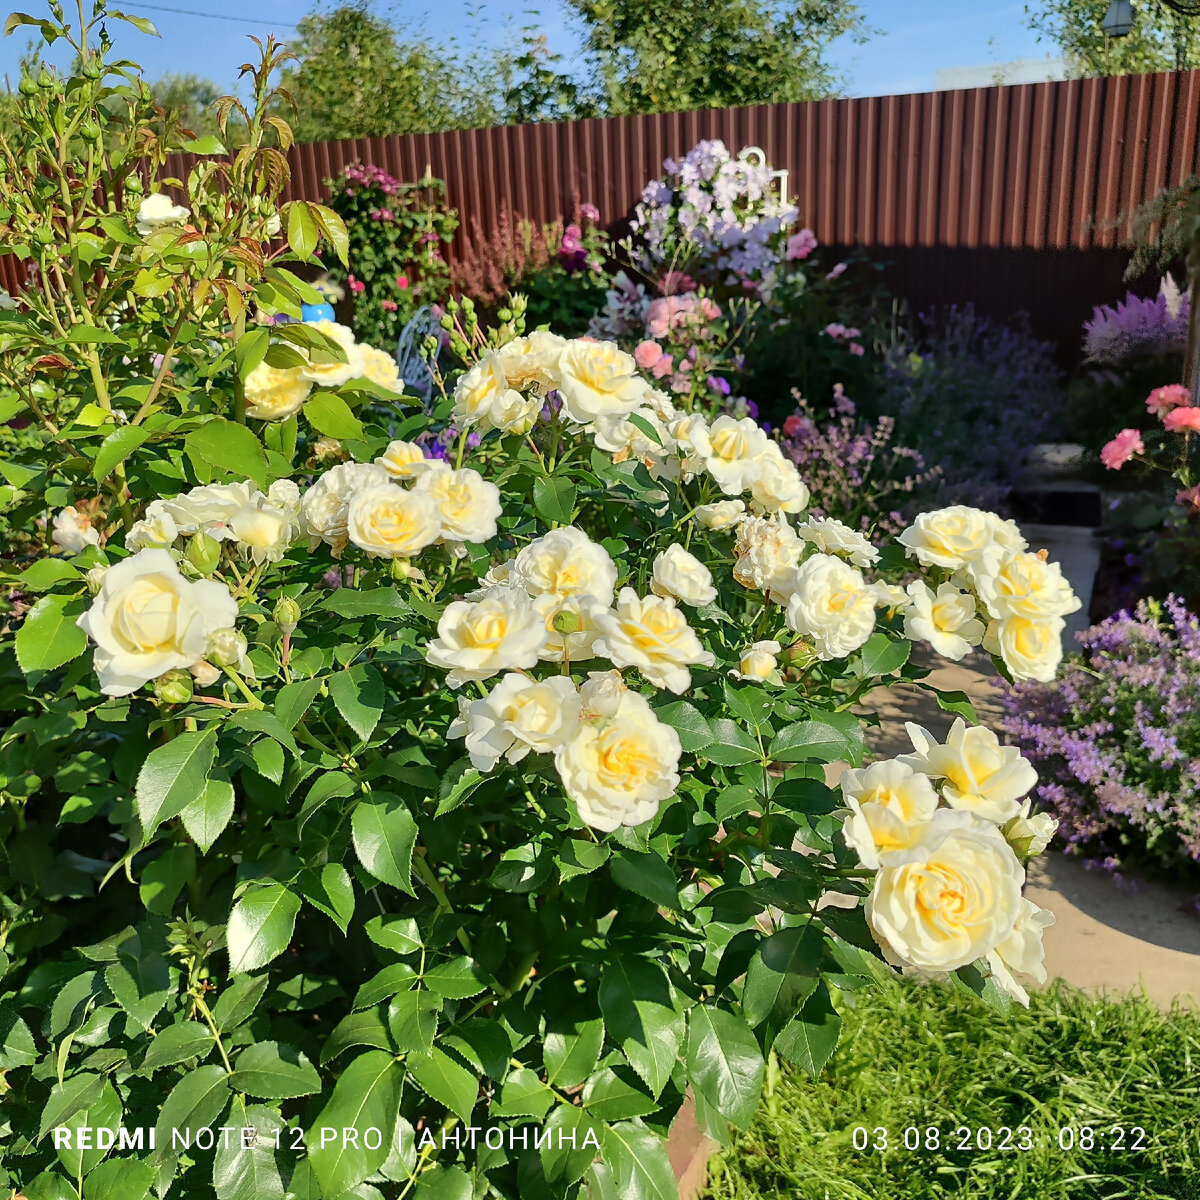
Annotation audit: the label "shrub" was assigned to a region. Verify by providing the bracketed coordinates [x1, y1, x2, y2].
[324, 163, 458, 348]
[1000, 595, 1200, 876]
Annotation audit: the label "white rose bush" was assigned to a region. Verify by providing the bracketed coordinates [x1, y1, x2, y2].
[0, 8, 1075, 1200]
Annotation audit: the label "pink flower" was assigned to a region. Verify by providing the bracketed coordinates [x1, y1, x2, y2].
[699, 297, 721, 321]
[1176, 484, 1200, 511]
[1100, 428, 1145, 470]
[786, 228, 818, 261]
[826, 262, 848, 280]
[396, 274, 409, 289]
[580, 202, 600, 221]
[1163, 406, 1200, 433]
[849, 342, 865, 357]
[381, 299, 398, 312]
[348, 274, 365, 294]
[1147, 383, 1191, 416]
[651, 354, 674, 379]
[783, 414, 803, 438]
[824, 322, 846, 338]
[634, 340, 665, 370]
[660, 271, 697, 296]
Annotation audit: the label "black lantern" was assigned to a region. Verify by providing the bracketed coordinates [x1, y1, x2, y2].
[1102, 0, 1135, 36]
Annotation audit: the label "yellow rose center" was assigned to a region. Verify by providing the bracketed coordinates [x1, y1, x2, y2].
[114, 576, 179, 651]
[464, 611, 508, 650]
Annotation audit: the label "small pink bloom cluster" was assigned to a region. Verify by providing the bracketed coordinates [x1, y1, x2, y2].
[347, 274, 365, 294]
[645, 294, 721, 339]
[823, 322, 865, 357]
[1100, 427, 1144, 470]
[785, 228, 818, 261]
[1146, 383, 1190, 416]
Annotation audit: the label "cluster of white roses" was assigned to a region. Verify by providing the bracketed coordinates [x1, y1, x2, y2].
[842, 719, 1058, 1006]
[453, 334, 810, 516]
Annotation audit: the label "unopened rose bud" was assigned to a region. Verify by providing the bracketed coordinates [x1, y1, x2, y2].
[273, 596, 301, 634]
[84, 565, 109, 595]
[781, 640, 813, 667]
[154, 669, 194, 705]
[551, 608, 582, 635]
[208, 627, 249, 669]
[389, 558, 425, 582]
[190, 660, 222, 687]
[185, 531, 222, 575]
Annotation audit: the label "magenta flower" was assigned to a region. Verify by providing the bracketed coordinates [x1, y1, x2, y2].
[826, 262, 848, 280]
[786, 228, 818, 260]
[580, 202, 600, 221]
[381, 299, 398, 312]
[1100, 427, 1145, 470]
[348, 274, 365, 294]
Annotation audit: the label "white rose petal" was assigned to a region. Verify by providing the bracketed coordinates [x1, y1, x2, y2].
[690, 414, 772, 495]
[510, 527, 617, 607]
[51, 506, 101, 553]
[425, 586, 550, 688]
[413, 467, 502, 546]
[797, 516, 879, 568]
[136, 192, 189, 234]
[839, 759, 940, 869]
[556, 339, 648, 425]
[453, 352, 541, 435]
[300, 462, 390, 555]
[730, 639, 782, 683]
[592, 587, 716, 694]
[971, 546, 1081, 622]
[982, 614, 1065, 683]
[903, 580, 986, 661]
[732, 515, 804, 601]
[346, 485, 442, 559]
[897, 505, 1009, 569]
[650, 544, 717, 608]
[987, 898, 1055, 1006]
[694, 499, 745, 530]
[784, 553, 876, 660]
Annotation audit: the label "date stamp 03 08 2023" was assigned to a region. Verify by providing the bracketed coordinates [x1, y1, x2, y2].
[851, 1125, 1151, 1155]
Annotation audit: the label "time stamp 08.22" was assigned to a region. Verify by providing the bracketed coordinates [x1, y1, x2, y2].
[849, 1125, 1151, 1154]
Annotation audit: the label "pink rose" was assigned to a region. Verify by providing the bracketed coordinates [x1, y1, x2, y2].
[1163, 406, 1200, 433]
[580, 202, 600, 221]
[786, 228, 818, 261]
[348, 274, 365, 293]
[1177, 485, 1200, 511]
[699, 297, 721, 321]
[1146, 384, 1190, 416]
[381, 299, 398, 312]
[651, 354, 674, 379]
[783, 415, 803, 438]
[849, 342, 865, 356]
[826, 262, 847, 280]
[396, 274, 409, 289]
[634, 340, 664, 369]
[1099, 428, 1144, 470]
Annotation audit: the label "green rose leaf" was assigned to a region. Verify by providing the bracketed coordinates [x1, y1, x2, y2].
[533, 474, 577, 525]
[742, 921, 824, 1034]
[609, 849, 681, 910]
[81, 1157, 156, 1200]
[406, 1046, 480, 1123]
[213, 1096, 285, 1200]
[773, 981, 842, 1078]
[185, 418, 270, 491]
[180, 776, 235, 853]
[329, 663, 385, 743]
[153, 1065, 231, 1159]
[858, 631, 912, 677]
[226, 883, 301, 973]
[599, 1120, 677, 1200]
[305, 391, 364, 441]
[351, 794, 417, 894]
[211, 972, 270, 1032]
[768, 710, 865, 765]
[544, 1016, 605, 1089]
[140, 1020, 214, 1072]
[387, 990, 440, 1056]
[686, 1003, 765, 1130]
[135, 728, 218, 842]
[230, 1040, 321, 1099]
[93, 425, 149, 482]
[321, 1006, 393, 1064]
[15, 594, 88, 675]
[598, 957, 682, 1098]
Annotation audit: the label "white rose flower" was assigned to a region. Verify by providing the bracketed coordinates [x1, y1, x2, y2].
[453, 352, 542, 435]
[510, 527, 617, 607]
[784, 553, 876, 660]
[84, 565, 109, 595]
[730, 640, 782, 683]
[244, 362, 312, 421]
[690, 414, 772, 495]
[865, 810, 1025, 974]
[76, 548, 238, 697]
[901, 718, 1036, 824]
[732, 515, 803, 601]
[983, 614, 1065, 683]
[298, 320, 366, 388]
[425, 586, 550, 688]
[591, 408, 675, 466]
[360, 345, 402, 391]
[300, 462, 390, 555]
[668, 412, 710, 481]
[52, 506, 101, 553]
[897, 505, 1006, 569]
[644, 388, 678, 422]
[449, 673, 581, 772]
[971, 546, 1081, 622]
[694, 499, 746, 530]
[190, 659, 222, 687]
[986, 898, 1055, 1006]
[554, 687, 681, 831]
[871, 581, 908, 611]
[1001, 799, 1058, 858]
[228, 494, 299, 564]
[748, 446, 810, 514]
[592, 587, 716, 694]
[136, 192, 189, 234]
[346, 485, 442, 559]
[797, 517, 879, 568]
[375, 440, 444, 480]
[150, 482, 255, 541]
[903, 581, 986, 661]
[650, 544, 717, 608]
[579, 669, 627, 717]
[556, 339, 648, 425]
[208, 626, 253, 676]
[413, 467, 501, 546]
[267, 478, 301, 515]
[263, 212, 282, 237]
[532, 593, 609, 663]
[839, 759, 940, 869]
[495, 331, 566, 393]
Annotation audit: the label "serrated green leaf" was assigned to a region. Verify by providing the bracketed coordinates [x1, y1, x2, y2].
[135, 728, 217, 841]
[600, 1120, 676, 1200]
[211, 972, 269, 1032]
[329, 664, 385, 743]
[351, 794, 417, 894]
[742, 922, 823, 1034]
[213, 1096, 285, 1200]
[15, 594, 88, 675]
[304, 391, 363, 441]
[230, 1040, 321, 1099]
[227, 884, 301, 972]
[387, 990, 440, 1055]
[406, 1046, 479, 1123]
[686, 1004, 764, 1130]
[322, 1006, 393, 1064]
[180, 776, 235, 853]
[185, 418, 269, 491]
[93, 425, 149, 482]
[82, 1157, 156, 1200]
[598, 958, 682, 1098]
[773, 982, 842, 1077]
[153, 1065, 230, 1157]
[544, 1016, 604, 1089]
[769, 711, 864, 765]
[533, 475, 576, 525]
[609, 850, 680, 910]
[141, 1020, 213, 1072]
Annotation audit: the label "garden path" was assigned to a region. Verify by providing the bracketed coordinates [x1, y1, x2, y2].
[856, 522, 1200, 1008]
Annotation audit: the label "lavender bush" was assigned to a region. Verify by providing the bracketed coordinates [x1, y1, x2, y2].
[1082, 276, 1189, 365]
[1001, 595, 1200, 876]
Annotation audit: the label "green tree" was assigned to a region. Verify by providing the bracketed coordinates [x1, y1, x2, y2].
[1026, 0, 1200, 75]
[150, 71, 221, 138]
[566, 0, 867, 114]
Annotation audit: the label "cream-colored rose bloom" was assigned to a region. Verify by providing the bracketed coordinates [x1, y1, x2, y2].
[448, 672, 581, 772]
[592, 587, 716, 694]
[126, 508, 179, 551]
[865, 810, 1025, 974]
[579, 669, 627, 717]
[668, 412, 710, 481]
[453, 352, 542, 435]
[839, 760, 940, 869]
[971, 546, 1081, 622]
[556, 339, 648, 425]
[903, 581, 986, 661]
[650, 544, 717, 607]
[244, 362, 312, 421]
[732, 515, 804, 601]
[784, 553, 876, 660]
[495, 331, 565, 393]
[730, 640, 782, 683]
[532, 593, 608, 663]
[149, 482, 255, 541]
[871, 581, 908, 611]
[985, 513, 1029, 552]
[425, 586, 550, 688]
[136, 192, 189, 234]
[987, 898, 1055, 1006]
[346, 485, 441, 559]
[1001, 799, 1058, 859]
[554, 687, 681, 831]
[85, 565, 108, 594]
[413, 467, 501, 545]
[591, 408, 675, 466]
[510, 527, 617, 607]
[644, 388, 678, 422]
[76, 548, 238, 697]
[902, 718, 1036, 824]
[298, 320, 366, 388]
[748, 446, 810, 514]
[797, 517, 879, 568]
[359, 345, 402, 392]
[52, 506, 101, 552]
[694, 499, 746, 530]
[228, 494, 298, 564]
[897, 505, 1003, 569]
[983, 614, 1065, 683]
[375, 440, 446, 480]
[690, 414, 772, 495]
[300, 462, 390, 555]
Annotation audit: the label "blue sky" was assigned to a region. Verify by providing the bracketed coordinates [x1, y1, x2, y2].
[0, 0, 1055, 101]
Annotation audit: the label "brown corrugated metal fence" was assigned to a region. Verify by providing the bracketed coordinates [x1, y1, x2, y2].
[5, 70, 1199, 360]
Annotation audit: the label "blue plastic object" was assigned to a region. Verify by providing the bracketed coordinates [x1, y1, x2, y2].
[301, 301, 336, 323]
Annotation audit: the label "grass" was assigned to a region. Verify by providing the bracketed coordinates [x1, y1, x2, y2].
[703, 978, 1200, 1200]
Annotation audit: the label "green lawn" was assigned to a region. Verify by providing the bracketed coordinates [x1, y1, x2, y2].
[704, 978, 1200, 1200]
